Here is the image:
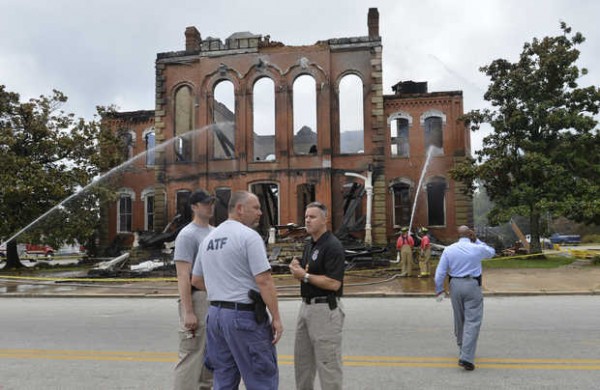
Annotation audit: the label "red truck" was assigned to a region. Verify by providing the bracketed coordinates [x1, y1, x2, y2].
[25, 244, 55, 257]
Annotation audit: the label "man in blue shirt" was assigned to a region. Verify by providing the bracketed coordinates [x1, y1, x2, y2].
[434, 225, 495, 371]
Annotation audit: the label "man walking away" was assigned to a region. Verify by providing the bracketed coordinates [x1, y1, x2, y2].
[191, 191, 283, 390]
[173, 189, 214, 390]
[289, 201, 345, 390]
[434, 225, 495, 371]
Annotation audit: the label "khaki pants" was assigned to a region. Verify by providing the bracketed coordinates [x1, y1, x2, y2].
[419, 248, 431, 275]
[400, 245, 414, 276]
[174, 290, 212, 390]
[294, 301, 345, 390]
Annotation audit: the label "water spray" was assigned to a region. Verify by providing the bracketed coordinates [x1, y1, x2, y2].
[408, 145, 438, 234]
[1, 123, 232, 247]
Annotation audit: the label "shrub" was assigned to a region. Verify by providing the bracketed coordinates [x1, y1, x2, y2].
[581, 234, 600, 244]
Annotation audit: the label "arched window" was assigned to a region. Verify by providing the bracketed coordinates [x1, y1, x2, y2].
[213, 80, 236, 159]
[174, 86, 193, 162]
[391, 180, 412, 227]
[250, 182, 279, 237]
[421, 110, 446, 154]
[117, 188, 135, 233]
[390, 112, 412, 157]
[426, 177, 447, 226]
[293, 75, 317, 155]
[143, 128, 155, 166]
[213, 187, 231, 226]
[339, 74, 364, 154]
[118, 129, 136, 160]
[141, 188, 156, 231]
[176, 190, 192, 224]
[253, 78, 276, 161]
[296, 183, 315, 225]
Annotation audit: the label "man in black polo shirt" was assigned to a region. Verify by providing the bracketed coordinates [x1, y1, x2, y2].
[289, 201, 345, 390]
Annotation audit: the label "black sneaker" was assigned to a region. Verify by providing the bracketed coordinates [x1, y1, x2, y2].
[458, 359, 475, 371]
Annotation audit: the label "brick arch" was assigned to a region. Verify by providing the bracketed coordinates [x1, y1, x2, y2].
[389, 176, 415, 190]
[285, 60, 329, 91]
[170, 81, 196, 97]
[244, 61, 284, 89]
[201, 65, 243, 97]
[388, 111, 413, 125]
[333, 71, 366, 94]
[420, 109, 447, 126]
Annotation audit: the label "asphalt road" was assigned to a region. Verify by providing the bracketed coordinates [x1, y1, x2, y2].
[1, 296, 599, 389]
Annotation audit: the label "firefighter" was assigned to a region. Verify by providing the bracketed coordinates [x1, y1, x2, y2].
[418, 227, 432, 278]
[396, 227, 415, 277]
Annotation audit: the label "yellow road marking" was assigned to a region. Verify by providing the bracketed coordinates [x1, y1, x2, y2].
[1, 350, 600, 370]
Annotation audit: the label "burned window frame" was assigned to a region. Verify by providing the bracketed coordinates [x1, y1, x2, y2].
[388, 112, 412, 158]
[250, 182, 280, 238]
[390, 179, 412, 227]
[174, 85, 194, 162]
[175, 189, 192, 225]
[117, 188, 135, 233]
[117, 129, 136, 161]
[143, 127, 156, 166]
[213, 187, 231, 227]
[212, 79, 236, 160]
[421, 110, 446, 155]
[141, 188, 157, 232]
[426, 177, 447, 227]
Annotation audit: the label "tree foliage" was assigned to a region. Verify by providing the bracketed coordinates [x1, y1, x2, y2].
[0, 85, 123, 268]
[451, 23, 600, 253]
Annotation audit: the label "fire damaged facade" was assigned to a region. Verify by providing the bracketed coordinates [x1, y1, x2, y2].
[102, 8, 472, 249]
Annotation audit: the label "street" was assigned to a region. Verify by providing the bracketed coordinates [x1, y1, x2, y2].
[1, 296, 599, 389]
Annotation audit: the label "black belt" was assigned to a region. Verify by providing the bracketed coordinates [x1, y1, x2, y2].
[302, 296, 329, 304]
[449, 275, 482, 286]
[210, 301, 255, 311]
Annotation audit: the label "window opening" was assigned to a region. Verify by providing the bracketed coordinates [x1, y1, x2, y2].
[213, 81, 236, 159]
[253, 78, 276, 161]
[339, 75, 364, 154]
[293, 75, 317, 155]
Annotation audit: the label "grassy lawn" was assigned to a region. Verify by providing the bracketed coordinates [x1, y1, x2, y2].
[481, 255, 576, 269]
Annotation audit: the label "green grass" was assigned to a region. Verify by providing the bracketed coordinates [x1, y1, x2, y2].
[482, 255, 575, 269]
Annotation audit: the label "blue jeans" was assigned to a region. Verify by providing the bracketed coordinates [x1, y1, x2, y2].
[205, 305, 278, 390]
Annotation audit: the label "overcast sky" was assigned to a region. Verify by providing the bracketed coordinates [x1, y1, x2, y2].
[1, 0, 599, 153]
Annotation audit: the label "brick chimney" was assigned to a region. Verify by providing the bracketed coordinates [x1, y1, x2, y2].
[368, 8, 379, 38]
[185, 26, 201, 52]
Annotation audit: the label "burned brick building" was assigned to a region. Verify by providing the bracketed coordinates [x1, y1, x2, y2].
[102, 8, 472, 249]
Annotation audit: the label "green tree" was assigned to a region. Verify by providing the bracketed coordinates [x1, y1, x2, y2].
[451, 23, 600, 254]
[0, 85, 123, 269]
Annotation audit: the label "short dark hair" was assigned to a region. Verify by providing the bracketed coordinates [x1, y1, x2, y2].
[306, 201, 328, 217]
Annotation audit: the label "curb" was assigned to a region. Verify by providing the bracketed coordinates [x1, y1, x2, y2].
[1, 290, 599, 299]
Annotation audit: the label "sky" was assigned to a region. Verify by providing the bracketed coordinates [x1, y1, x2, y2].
[1, 0, 599, 153]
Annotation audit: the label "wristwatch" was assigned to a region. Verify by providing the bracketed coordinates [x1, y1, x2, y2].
[303, 273, 310, 284]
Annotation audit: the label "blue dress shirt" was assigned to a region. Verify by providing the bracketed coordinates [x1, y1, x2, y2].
[434, 237, 496, 294]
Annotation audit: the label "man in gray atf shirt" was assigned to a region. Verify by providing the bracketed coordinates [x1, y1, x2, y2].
[191, 191, 282, 389]
[173, 189, 214, 390]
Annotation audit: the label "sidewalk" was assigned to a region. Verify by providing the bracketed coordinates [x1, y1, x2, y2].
[1, 262, 599, 298]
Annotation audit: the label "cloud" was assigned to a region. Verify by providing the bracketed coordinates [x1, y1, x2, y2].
[1, 0, 598, 153]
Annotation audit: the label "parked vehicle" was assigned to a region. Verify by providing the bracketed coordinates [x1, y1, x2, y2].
[549, 233, 581, 245]
[25, 244, 55, 257]
[0, 243, 26, 257]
